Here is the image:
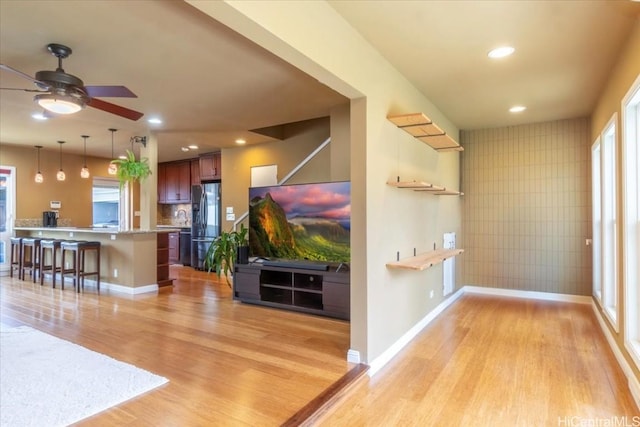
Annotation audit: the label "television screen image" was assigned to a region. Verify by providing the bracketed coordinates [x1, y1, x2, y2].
[248, 181, 350, 263]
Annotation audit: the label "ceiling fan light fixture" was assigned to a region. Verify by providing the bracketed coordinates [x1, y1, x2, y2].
[35, 93, 83, 115]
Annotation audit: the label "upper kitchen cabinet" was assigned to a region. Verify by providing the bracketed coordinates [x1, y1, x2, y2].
[190, 159, 200, 186]
[164, 160, 192, 203]
[199, 152, 221, 181]
[158, 162, 167, 203]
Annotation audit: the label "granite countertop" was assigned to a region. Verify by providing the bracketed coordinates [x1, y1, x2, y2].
[14, 226, 180, 234]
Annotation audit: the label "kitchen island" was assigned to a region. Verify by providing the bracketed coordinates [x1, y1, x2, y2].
[14, 227, 180, 294]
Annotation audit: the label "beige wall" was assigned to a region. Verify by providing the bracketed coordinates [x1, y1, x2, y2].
[460, 118, 592, 296]
[590, 19, 640, 381]
[189, 1, 462, 363]
[0, 144, 141, 228]
[220, 117, 334, 232]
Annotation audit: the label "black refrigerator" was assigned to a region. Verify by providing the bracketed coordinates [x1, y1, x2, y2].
[191, 183, 221, 270]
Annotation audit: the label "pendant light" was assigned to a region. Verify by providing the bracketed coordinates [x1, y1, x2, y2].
[80, 135, 90, 178]
[56, 141, 66, 181]
[108, 128, 118, 175]
[34, 145, 44, 183]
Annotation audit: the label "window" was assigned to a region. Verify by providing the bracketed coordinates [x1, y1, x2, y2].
[622, 75, 640, 370]
[592, 139, 602, 301]
[92, 178, 120, 228]
[593, 115, 618, 330]
[0, 167, 16, 272]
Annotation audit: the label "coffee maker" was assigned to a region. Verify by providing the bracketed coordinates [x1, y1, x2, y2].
[42, 211, 57, 227]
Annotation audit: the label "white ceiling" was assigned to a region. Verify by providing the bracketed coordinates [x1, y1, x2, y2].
[329, 0, 640, 130]
[1, 1, 638, 162]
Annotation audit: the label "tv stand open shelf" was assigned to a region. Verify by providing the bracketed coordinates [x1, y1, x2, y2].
[234, 263, 350, 320]
[387, 180, 464, 196]
[386, 248, 464, 271]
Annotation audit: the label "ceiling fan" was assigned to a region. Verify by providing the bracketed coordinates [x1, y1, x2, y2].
[0, 43, 144, 121]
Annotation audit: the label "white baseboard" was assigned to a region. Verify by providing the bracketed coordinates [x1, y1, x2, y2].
[60, 277, 158, 295]
[347, 349, 361, 364]
[464, 285, 592, 304]
[103, 282, 159, 295]
[367, 287, 465, 377]
[591, 303, 640, 411]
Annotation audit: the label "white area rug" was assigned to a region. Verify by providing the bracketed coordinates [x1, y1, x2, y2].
[0, 325, 168, 426]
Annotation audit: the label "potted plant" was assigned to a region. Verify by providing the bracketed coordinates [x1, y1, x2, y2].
[110, 150, 152, 188]
[204, 224, 248, 286]
[110, 150, 152, 230]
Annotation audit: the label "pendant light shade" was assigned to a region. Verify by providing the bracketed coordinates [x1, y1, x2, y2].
[34, 145, 44, 183]
[80, 135, 90, 179]
[108, 128, 118, 175]
[56, 140, 66, 181]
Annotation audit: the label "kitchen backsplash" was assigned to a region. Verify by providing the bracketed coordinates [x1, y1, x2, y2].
[15, 218, 72, 227]
[157, 203, 192, 226]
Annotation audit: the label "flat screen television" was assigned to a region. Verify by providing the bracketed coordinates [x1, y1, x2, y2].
[248, 181, 350, 263]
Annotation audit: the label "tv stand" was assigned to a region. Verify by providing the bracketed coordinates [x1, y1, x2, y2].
[234, 262, 350, 320]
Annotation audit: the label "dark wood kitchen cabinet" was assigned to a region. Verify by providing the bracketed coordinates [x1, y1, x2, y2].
[199, 152, 221, 181]
[190, 159, 200, 186]
[165, 161, 191, 203]
[157, 162, 167, 203]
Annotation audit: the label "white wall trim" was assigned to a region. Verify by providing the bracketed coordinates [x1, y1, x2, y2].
[367, 287, 464, 377]
[591, 302, 640, 411]
[464, 285, 592, 304]
[76, 278, 159, 295]
[347, 349, 361, 364]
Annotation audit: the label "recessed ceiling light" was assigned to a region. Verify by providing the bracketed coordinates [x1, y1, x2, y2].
[509, 105, 526, 113]
[181, 147, 189, 152]
[187, 144, 199, 150]
[488, 46, 515, 59]
[235, 138, 246, 145]
[32, 113, 48, 120]
[147, 117, 163, 124]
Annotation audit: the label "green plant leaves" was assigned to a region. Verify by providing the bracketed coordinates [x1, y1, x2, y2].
[111, 150, 152, 188]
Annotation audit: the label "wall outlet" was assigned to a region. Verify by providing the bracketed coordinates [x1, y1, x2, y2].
[114, 268, 118, 278]
[110, 234, 116, 240]
[430, 290, 435, 299]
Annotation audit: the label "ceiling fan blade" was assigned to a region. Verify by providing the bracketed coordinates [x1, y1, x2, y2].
[87, 97, 144, 121]
[0, 64, 51, 89]
[0, 87, 48, 92]
[85, 85, 137, 98]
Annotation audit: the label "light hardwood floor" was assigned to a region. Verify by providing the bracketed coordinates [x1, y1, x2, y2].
[315, 294, 640, 426]
[2, 268, 638, 426]
[0, 266, 353, 426]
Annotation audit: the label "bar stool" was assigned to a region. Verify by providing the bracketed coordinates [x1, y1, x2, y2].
[9, 237, 22, 279]
[21, 238, 42, 282]
[40, 239, 64, 288]
[61, 241, 101, 293]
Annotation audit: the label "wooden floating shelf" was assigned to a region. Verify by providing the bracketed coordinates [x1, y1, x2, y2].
[388, 112, 463, 152]
[387, 180, 463, 196]
[386, 248, 464, 271]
